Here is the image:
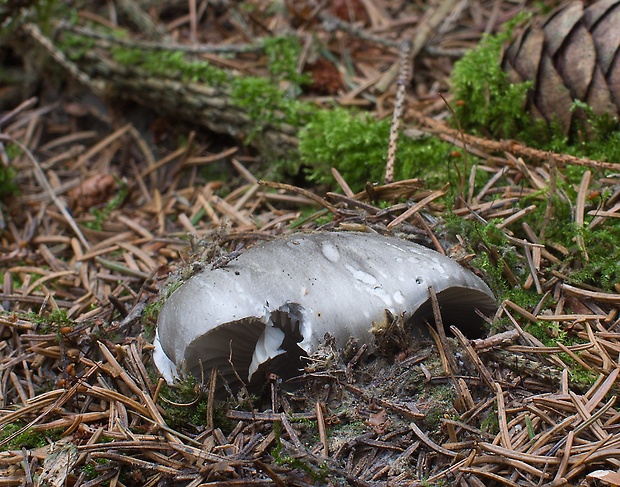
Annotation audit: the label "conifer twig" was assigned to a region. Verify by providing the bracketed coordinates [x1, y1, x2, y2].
[411, 112, 620, 171]
[384, 40, 411, 184]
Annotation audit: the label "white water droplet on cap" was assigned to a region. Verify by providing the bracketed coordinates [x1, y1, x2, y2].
[321, 241, 340, 262]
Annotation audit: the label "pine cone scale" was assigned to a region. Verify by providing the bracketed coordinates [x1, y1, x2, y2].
[608, 57, 620, 107]
[543, 2, 583, 57]
[557, 24, 596, 101]
[589, 6, 620, 74]
[536, 56, 573, 129]
[582, 0, 619, 29]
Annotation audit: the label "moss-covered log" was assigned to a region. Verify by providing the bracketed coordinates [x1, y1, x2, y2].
[80, 52, 301, 159]
[24, 22, 307, 160]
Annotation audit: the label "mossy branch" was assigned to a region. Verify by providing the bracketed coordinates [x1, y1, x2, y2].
[24, 22, 305, 160]
[24, 23, 458, 189]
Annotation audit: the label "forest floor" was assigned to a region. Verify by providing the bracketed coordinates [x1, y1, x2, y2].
[2, 0, 620, 486]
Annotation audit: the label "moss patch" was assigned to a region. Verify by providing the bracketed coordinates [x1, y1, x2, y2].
[299, 108, 458, 191]
[0, 422, 64, 451]
[451, 13, 533, 140]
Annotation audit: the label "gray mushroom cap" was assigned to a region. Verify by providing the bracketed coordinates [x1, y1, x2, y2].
[154, 232, 497, 389]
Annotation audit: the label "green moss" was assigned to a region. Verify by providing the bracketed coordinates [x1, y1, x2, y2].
[444, 169, 620, 302]
[566, 103, 620, 163]
[451, 12, 533, 139]
[107, 36, 314, 146]
[142, 299, 163, 336]
[517, 102, 620, 165]
[444, 217, 518, 295]
[298, 108, 459, 191]
[262, 35, 310, 87]
[271, 421, 328, 482]
[26, 308, 73, 335]
[423, 406, 447, 430]
[141, 310, 157, 341]
[85, 178, 128, 231]
[231, 76, 315, 141]
[0, 143, 20, 199]
[569, 367, 598, 387]
[109, 46, 144, 66]
[59, 32, 96, 61]
[158, 383, 206, 428]
[423, 385, 457, 430]
[567, 226, 620, 290]
[58, 29, 468, 186]
[2, 0, 71, 36]
[480, 406, 499, 435]
[0, 421, 64, 451]
[513, 184, 620, 292]
[81, 461, 98, 480]
[526, 321, 567, 347]
[299, 108, 388, 186]
[110, 48, 231, 86]
[0, 165, 17, 199]
[155, 375, 238, 431]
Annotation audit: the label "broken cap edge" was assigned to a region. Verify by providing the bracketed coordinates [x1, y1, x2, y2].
[153, 328, 179, 384]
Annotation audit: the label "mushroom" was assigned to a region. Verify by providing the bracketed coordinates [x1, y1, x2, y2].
[153, 232, 496, 390]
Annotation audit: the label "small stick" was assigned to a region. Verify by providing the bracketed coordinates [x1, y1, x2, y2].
[387, 185, 448, 229]
[280, 413, 305, 452]
[467, 164, 476, 204]
[502, 300, 538, 323]
[451, 325, 495, 391]
[523, 243, 542, 294]
[0, 365, 99, 448]
[316, 402, 329, 457]
[428, 286, 459, 375]
[471, 329, 520, 352]
[254, 459, 288, 487]
[0, 97, 38, 127]
[553, 430, 574, 483]
[496, 204, 537, 230]
[494, 382, 512, 449]
[569, 391, 609, 441]
[409, 421, 457, 458]
[585, 368, 620, 411]
[23, 23, 105, 96]
[414, 213, 445, 254]
[204, 368, 217, 431]
[59, 22, 262, 53]
[562, 283, 620, 304]
[384, 40, 411, 184]
[556, 342, 594, 372]
[259, 180, 337, 213]
[412, 112, 620, 171]
[331, 167, 355, 197]
[345, 343, 368, 383]
[152, 378, 165, 404]
[575, 170, 591, 260]
[341, 382, 424, 420]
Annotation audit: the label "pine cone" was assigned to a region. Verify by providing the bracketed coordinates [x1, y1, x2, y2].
[502, 0, 620, 135]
